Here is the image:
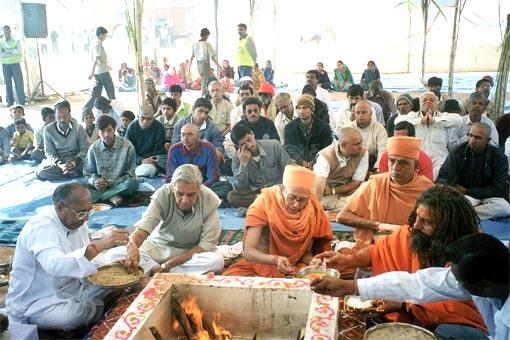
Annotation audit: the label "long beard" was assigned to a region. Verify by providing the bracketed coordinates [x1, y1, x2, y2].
[410, 229, 434, 267]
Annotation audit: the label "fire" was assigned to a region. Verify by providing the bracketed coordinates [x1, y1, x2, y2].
[175, 295, 232, 340]
[211, 313, 231, 339]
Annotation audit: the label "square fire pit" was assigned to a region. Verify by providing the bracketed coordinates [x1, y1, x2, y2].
[104, 274, 339, 340]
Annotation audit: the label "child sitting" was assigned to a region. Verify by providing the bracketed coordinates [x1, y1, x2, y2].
[6, 105, 33, 139]
[10, 118, 34, 161]
[117, 110, 135, 137]
[32, 107, 56, 163]
[82, 109, 99, 146]
[156, 97, 178, 152]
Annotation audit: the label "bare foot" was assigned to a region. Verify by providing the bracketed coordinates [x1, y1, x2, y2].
[108, 195, 123, 207]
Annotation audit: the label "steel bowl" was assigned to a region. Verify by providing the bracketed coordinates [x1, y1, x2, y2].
[364, 322, 436, 339]
[92, 203, 112, 212]
[296, 265, 340, 280]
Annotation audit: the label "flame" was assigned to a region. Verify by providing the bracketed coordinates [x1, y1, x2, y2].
[180, 296, 232, 340]
[212, 313, 232, 339]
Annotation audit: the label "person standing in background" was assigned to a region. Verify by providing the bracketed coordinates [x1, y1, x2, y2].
[189, 28, 220, 95]
[236, 23, 257, 79]
[83, 26, 115, 111]
[0, 25, 25, 106]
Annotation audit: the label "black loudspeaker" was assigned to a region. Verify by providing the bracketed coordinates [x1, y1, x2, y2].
[22, 3, 48, 38]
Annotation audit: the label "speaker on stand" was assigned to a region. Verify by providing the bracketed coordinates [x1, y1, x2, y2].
[21, 2, 64, 102]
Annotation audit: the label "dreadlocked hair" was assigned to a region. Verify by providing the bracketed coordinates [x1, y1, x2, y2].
[407, 185, 480, 268]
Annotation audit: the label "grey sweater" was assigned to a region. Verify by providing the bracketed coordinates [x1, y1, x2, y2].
[43, 120, 88, 164]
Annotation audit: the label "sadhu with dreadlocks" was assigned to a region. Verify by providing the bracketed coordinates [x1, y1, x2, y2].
[311, 185, 487, 335]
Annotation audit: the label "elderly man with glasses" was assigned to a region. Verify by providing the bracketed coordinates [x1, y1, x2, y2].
[119, 164, 224, 275]
[6, 183, 128, 332]
[223, 165, 333, 277]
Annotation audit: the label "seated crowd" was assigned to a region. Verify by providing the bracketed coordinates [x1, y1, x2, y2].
[2, 64, 510, 339]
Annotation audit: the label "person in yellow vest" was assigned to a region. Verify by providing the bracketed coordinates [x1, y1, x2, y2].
[236, 23, 257, 79]
[0, 25, 25, 106]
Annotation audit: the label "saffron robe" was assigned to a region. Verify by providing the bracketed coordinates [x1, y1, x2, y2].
[223, 185, 333, 277]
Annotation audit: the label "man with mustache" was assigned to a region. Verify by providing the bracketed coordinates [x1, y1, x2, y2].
[460, 79, 495, 118]
[437, 122, 510, 220]
[449, 92, 499, 150]
[312, 185, 487, 336]
[334, 135, 433, 251]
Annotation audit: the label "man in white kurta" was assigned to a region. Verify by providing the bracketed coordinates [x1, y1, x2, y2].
[396, 91, 461, 180]
[6, 183, 128, 331]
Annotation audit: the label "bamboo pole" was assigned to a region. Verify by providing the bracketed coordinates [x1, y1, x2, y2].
[494, 14, 510, 119]
[447, 0, 464, 97]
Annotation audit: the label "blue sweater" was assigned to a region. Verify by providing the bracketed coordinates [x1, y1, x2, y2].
[125, 119, 165, 163]
[166, 140, 219, 186]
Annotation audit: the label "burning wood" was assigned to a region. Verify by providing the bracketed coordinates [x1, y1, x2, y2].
[172, 292, 232, 340]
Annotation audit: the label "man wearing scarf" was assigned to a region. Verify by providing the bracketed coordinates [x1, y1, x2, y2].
[223, 165, 333, 277]
[337, 136, 433, 250]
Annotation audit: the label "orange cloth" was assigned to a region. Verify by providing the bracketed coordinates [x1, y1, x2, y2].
[387, 136, 421, 160]
[368, 226, 487, 332]
[344, 173, 433, 246]
[223, 185, 333, 277]
[282, 165, 316, 191]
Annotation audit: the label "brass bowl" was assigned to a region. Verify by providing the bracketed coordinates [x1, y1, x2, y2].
[296, 265, 340, 280]
[364, 322, 436, 339]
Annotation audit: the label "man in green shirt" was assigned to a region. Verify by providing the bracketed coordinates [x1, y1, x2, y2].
[0, 25, 25, 106]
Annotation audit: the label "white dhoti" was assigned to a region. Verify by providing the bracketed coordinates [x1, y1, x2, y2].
[9, 282, 107, 331]
[101, 241, 224, 275]
[465, 195, 510, 220]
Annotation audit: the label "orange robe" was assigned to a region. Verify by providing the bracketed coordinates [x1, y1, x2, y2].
[223, 185, 333, 277]
[368, 226, 487, 332]
[344, 173, 433, 246]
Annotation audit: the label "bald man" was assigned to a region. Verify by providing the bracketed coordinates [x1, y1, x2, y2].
[437, 122, 510, 220]
[167, 123, 232, 204]
[313, 127, 369, 211]
[348, 100, 388, 171]
[396, 92, 461, 180]
[125, 104, 166, 177]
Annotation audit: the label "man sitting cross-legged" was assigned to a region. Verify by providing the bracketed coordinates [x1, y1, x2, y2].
[284, 94, 332, 170]
[223, 165, 333, 277]
[36, 100, 88, 181]
[172, 97, 225, 165]
[312, 185, 487, 337]
[83, 115, 138, 207]
[125, 104, 166, 177]
[313, 127, 368, 211]
[437, 122, 510, 220]
[6, 183, 129, 332]
[227, 123, 292, 208]
[116, 164, 224, 274]
[167, 123, 232, 206]
[336, 136, 433, 249]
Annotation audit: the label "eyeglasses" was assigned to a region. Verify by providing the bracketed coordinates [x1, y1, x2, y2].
[246, 109, 259, 114]
[284, 192, 309, 205]
[65, 205, 94, 220]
